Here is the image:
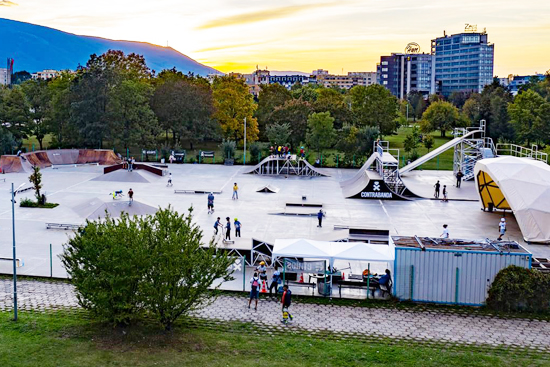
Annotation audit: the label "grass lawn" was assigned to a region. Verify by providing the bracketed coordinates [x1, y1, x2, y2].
[0, 310, 546, 367]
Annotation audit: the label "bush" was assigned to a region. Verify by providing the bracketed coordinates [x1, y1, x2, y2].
[19, 197, 59, 208]
[220, 140, 236, 159]
[486, 265, 550, 313]
[61, 207, 234, 329]
[249, 142, 267, 163]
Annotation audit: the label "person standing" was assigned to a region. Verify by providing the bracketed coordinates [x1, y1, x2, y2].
[169, 153, 174, 164]
[207, 192, 215, 214]
[213, 217, 222, 235]
[269, 266, 281, 298]
[127, 188, 134, 205]
[440, 224, 449, 239]
[257, 261, 268, 290]
[232, 182, 239, 200]
[167, 172, 173, 187]
[225, 217, 231, 241]
[300, 146, 305, 159]
[281, 285, 293, 323]
[248, 272, 260, 310]
[434, 180, 441, 198]
[442, 185, 448, 202]
[498, 218, 507, 240]
[234, 218, 242, 237]
[317, 209, 325, 228]
[456, 170, 464, 188]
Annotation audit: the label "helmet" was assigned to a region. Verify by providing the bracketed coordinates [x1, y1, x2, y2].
[234, 218, 238, 221]
[501, 218, 506, 222]
[260, 261, 265, 265]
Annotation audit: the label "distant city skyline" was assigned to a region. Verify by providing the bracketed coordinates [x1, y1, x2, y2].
[1, 0, 549, 76]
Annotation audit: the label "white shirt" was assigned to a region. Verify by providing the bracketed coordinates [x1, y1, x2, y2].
[441, 228, 449, 238]
[499, 222, 506, 231]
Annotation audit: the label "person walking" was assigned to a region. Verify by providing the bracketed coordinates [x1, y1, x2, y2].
[498, 218, 507, 240]
[225, 217, 231, 241]
[234, 218, 242, 237]
[434, 180, 441, 198]
[248, 272, 260, 311]
[269, 266, 281, 298]
[442, 185, 448, 202]
[456, 170, 464, 188]
[440, 224, 449, 239]
[232, 182, 239, 200]
[167, 172, 173, 187]
[128, 157, 134, 172]
[317, 209, 325, 228]
[281, 285, 293, 324]
[127, 188, 134, 205]
[207, 192, 215, 214]
[213, 217, 222, 236]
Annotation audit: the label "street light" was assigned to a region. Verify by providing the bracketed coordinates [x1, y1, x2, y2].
[11, 182, 24, 321]
[243, 117, 247, 165]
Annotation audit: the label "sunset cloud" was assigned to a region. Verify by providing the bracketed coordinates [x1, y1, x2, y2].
[0, 0, 18, 6]
[196, 2, 338, 30]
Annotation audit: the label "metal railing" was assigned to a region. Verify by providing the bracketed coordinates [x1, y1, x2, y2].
[496, 144, 548, 163]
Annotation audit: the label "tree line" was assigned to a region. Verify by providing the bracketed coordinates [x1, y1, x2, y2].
[1, 49, 549, 164]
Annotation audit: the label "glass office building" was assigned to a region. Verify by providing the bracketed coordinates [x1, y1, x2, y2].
[431, 31, 494, 96]
[377, 53, 435, 99]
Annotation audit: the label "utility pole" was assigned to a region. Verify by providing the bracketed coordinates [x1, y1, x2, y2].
[243, 117, 247, 165]
[11, 183, 18, 321]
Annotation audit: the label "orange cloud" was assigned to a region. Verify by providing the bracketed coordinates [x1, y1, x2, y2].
[0, 0, 18, 6]
[196, 2, 339, 30]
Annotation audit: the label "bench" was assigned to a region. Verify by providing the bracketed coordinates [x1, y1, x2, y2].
[46, 223, 83, 230]
[285, 281, 316, 295]
[174, 189, 222, 194]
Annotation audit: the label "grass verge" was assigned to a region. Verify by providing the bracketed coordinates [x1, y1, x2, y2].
[0, 310, 547, 367]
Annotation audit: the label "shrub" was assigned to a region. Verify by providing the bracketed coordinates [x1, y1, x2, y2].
[220, 140, 236, 159]
[486, 265, 550, 313]
[249, 142, 266, 163]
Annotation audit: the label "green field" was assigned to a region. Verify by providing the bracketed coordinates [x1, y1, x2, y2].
[0, 310, 545, 367]
[20, 124, 456, 170]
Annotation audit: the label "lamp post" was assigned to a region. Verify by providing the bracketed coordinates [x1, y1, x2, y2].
[243, 117, 247, 165]
[11, 182, 24, 322]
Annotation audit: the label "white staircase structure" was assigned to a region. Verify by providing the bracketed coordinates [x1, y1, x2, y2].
[242, 155, 330, 177]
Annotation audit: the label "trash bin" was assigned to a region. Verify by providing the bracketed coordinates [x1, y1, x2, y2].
[317, 281, 332, 297]
[161, 158, 165, 164]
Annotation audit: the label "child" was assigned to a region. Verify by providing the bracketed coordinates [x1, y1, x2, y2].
[167, 173, 173, 187]
[248, 272, 260, 310]
[281, 307, 291, 324]
[281, 285, 293, 324]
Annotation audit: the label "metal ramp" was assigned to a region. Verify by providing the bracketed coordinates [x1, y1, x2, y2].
[243, 156, 330, 177]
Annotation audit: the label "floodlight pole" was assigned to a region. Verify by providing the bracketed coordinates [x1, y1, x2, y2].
[243, 117, 247, 165]
[11, 183, 18, 321]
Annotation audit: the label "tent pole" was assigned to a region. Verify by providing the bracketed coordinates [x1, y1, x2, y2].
[366, 262, 370, 300]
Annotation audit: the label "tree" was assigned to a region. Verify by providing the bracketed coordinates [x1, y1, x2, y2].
[448, 91, 471, 109]
[0, 127, 18, 155]
[508, 89, 550, 145]
[265, 122, 291, 146]
[290, 83, 321, 102]
[212, 75, 258, 144]
[151, 69, 217, 150]
[268, 99, 312, 148]
[306, 112, 335, 158]
[255, 83, 292, 139]
[420, 101, 467, 137]
[403, 126, 420, 161]
[21, 79, 51, 150]
[28, 166, 44, 204]
[11, 71, 32, 85]
[349, 84, 399, 136]
[423, 135, 434, 152]
[139, 207, 234, 330]
[47, 72, 76, 147]
[335, 124, 379, 166]
[2, 86, 30, 143]
[314, 88, 351, 129]
[406, 91, 427, 121]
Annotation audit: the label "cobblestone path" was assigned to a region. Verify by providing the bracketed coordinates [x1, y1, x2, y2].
[1, 279, 549, 350]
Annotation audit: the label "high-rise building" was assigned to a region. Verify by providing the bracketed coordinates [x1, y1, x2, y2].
[0, 58, 14, 86]
[431, 28, 494, 96]
[377, 53, 435, 99]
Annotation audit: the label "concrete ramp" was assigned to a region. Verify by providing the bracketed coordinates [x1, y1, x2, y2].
[47, 149, 80, 165]
[92, 170, 154, 183]
[0, 155, 24, 173]
[257, 185, 279, 193]
[87, 200, 158, 220]
[340, 153, 377, 188]
[341, 170, 408, 200]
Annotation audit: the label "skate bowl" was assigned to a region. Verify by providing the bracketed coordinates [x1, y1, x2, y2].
[0, 149, 121, 173]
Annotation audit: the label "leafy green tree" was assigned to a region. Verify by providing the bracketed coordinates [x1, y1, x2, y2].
[28, 166, 44, 203]
[423, 134, 434, 152]
[47, 72, 75, 147]
[220, 139, 236, 159]
[212, 75, 258, 144]
[508, 89, 550, 145]
[406, 91, 427, 121]
[448, 91, 471, 109]
[335, 124, 379, 166]
[268, 99, 312, 148]
[314, 88, 351, 130]
[21, 79, 51, 150]
[290, 83, 321, 102]
[61, 213, 149, 325]
[420, 101, 467, 137]
[306, 112, 335, 158]
[0, 127, 18, 154]
[152, 69, 216, 150]
[2, 86, 30, 143]
[255, 83, 292, 139]
[349, 84, 399, 136]
[403, 126, 420, 160]
[139, 207, 234, 330]
[11, 71, 32, 85]
[265, 122, 291, 146]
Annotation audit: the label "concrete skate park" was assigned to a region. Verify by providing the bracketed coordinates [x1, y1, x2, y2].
[1, 126, 550, 303]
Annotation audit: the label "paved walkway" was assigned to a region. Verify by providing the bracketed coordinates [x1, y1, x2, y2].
[1, 279, 549, 351]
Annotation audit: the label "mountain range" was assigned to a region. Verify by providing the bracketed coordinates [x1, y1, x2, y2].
[0, 18, 222, 76]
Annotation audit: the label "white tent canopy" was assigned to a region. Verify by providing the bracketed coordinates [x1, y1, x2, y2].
[272, 239, 395, 262]
[474, 156, 550, 243]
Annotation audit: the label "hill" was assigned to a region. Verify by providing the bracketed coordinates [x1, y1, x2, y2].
[0, 18, 221, 76]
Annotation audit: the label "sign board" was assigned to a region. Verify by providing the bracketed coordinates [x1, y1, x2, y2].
[359, 180, 394, 199]
[142, 150, 157, 155]
[464, 23, 477, 33]
[284, 259, 325, 273]
[404, 42, 421, 54]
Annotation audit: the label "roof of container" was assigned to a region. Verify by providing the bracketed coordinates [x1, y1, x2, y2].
[392, 236, 529, 254]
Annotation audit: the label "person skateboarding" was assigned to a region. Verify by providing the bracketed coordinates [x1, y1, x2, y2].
[128, 188, 134, 205]
[213, 217, 222, 235]
[207, 192, 215, 214]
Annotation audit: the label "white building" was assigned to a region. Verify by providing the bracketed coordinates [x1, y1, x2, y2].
[32, 69, 59, 80]
[0, 68, 9, 86]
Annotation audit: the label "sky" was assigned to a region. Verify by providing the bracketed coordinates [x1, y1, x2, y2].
[1, 0, 549, 76]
